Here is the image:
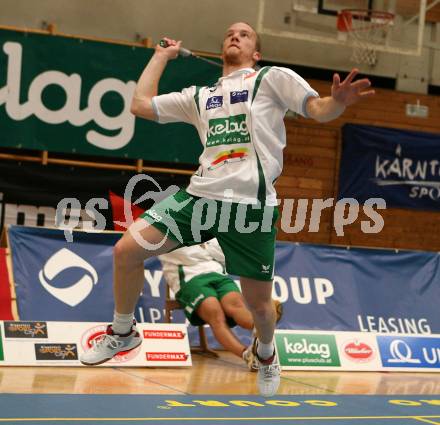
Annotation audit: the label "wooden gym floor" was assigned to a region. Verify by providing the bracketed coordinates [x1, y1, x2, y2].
[1, 352, 440, 424]
[1, 351, 439, 395]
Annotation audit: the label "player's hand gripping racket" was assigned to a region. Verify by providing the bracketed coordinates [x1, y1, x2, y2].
[159, 39, 222, 68]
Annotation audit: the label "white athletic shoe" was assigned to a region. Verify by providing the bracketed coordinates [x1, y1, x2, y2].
[257, 350, 281, 397]
[80, 324, 142, 366]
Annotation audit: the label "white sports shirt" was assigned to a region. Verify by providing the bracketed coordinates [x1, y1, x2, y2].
[152, 66, 319, 205]
[158, 239, 226, 295]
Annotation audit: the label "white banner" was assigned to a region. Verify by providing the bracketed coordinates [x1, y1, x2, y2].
[275, 329, 440, 372]
[0, 321, 191, 367]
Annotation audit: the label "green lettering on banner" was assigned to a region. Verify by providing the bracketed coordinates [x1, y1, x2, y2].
[275, 333, 340, 367]
[0, 327, 4, 361]
[206, 114, 250, 147]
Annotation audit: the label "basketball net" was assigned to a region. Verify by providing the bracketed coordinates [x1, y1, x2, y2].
[337, 9, 394, 66]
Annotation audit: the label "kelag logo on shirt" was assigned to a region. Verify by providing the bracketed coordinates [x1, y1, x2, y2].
[206, 96, 223, 110]
[230, 90, 248, 104]
[206, 114, 250, 147]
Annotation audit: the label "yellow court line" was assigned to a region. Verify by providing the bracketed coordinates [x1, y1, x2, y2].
[414, 417, 440, 425]
[1, 416, 440, 422]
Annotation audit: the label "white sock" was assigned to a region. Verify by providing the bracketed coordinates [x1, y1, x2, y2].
[257, 340, 274, 360]
[112, 311, 134, 335]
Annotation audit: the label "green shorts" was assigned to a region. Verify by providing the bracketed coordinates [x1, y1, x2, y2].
[176, 272, 240, 326]
[140, 189, 279, 281]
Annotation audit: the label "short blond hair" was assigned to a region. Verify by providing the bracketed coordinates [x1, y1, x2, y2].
[225, 22, 261, 53]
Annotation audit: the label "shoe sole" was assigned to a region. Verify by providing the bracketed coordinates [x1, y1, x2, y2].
[259, 387, 280, 397]
[258, 373, 281, 397]
[80, 339, 142, 366]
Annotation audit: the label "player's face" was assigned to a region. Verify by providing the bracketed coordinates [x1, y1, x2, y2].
[222, 23, 261, 66]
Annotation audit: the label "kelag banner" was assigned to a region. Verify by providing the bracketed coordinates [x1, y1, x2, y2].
[8, 226, 440, 344]
[0, 29, 221, 163]
[339, 124, 440, 210]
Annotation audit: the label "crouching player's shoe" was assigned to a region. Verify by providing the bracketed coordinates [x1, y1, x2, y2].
[242, 338, 259, 372]
[273, 299, 283, 324]
[80, 323, 142, 366]
[256, 350, 281, 397]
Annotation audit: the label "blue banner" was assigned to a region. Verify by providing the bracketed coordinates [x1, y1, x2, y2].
[8, 226, 440, 348]
[8, 226, 176, 323]
[338, 124, 440, 210]
[377, 335, 440, 369]
[273, 242, 440, 334]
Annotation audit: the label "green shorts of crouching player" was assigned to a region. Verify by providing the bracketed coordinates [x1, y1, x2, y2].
[176, 272, 241, 327]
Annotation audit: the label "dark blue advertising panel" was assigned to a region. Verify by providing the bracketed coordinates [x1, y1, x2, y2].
[273, 242, 439, 334]
[8, 226, 440, 348]
[8, 226, 168, 323]
[377, 335, 440, 369]
[339, 124, 440, 210]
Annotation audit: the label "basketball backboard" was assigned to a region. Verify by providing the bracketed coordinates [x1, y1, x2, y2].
[256, 0, 431, 61]
[293, 0, 373, 15]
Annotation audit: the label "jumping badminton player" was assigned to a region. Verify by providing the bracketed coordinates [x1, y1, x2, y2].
[80, 22, 374, 397]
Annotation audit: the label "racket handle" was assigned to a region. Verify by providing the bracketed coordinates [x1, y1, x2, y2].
[179, 47, 192, 57]
[159, 39, 192, 57]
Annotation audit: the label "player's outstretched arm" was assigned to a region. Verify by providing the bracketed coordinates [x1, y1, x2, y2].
[306, 68, 375, 123]
[130, 38, 181, 120]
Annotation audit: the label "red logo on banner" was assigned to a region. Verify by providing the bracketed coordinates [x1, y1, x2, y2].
[343, 340, 374, 363]
[146, 352, 188, 361]
[143, 330, 185, 339]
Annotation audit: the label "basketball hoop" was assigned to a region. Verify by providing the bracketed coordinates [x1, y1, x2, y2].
[337, 9, 394, 66]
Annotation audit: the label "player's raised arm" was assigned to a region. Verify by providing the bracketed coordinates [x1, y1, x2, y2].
[306, 68, 375, 123]
[130, 37, 181, 120]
